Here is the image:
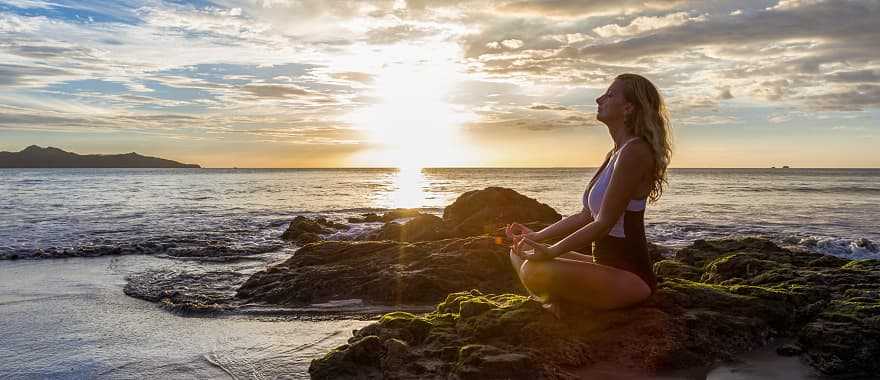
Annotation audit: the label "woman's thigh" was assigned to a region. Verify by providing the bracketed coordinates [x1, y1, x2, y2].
[521, 259, 650, 310]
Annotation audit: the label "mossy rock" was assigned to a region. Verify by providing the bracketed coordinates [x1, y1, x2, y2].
[308, 237, 880, 379]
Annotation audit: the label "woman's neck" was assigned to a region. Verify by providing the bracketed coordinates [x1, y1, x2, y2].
[608, 125, 636, 151]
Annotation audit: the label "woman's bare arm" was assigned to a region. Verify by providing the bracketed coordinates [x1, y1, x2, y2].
[534, 209, 593, 241]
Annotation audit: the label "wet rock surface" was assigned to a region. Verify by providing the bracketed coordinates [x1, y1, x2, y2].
[308, 237, 880, 379]
[236, 236, 520, 306]
[281, 215, 349, 244]
[124, 269, 247, 313]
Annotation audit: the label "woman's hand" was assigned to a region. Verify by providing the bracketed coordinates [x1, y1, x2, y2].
[505, 222, 538, 242]
[513, 236, 560, 261]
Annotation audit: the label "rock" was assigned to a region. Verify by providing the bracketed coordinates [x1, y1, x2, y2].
[368, 215, 453, 242]
[281, 215, 348, 244]
[236, 236, 521, 306]
[653, 260, 701, 281]
[308, 238, 880, 378]
[381, 208, 425, 222]
[124, 270, 246, 313]
[442, 187, 561, 237]
[347, 213, 383, 223]
[776, 343, 804, 356]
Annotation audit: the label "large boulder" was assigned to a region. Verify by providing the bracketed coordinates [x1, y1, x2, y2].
[281, 216, 348, 244]
[442, 187, 562, 237]
[236, 236, 521, 306]
[308, 238, 880, 379]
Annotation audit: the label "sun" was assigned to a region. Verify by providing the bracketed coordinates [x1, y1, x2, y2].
[346, 42, 478, 169]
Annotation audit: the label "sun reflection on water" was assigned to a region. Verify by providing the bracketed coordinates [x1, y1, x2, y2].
[376, 167, 429, 209]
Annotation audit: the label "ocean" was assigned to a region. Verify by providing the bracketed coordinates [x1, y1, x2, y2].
[1, 168, 878, 259]
[0, 167, 876, 378]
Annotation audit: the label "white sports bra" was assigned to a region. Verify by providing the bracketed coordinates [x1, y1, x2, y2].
[583, 137, 647, 238]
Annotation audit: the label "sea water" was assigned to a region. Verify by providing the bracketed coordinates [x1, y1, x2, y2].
[2, 168, 877, 259]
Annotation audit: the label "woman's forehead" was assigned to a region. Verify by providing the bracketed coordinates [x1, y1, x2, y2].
[607, 79, 624, 92]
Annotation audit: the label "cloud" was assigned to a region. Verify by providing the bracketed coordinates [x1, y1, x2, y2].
[0, 0, 878, 163]
[677, 114, 737, 126]
[827, 69, 880, 83]
[802, 84, 880, 111]
[365, 24, 438, 44]
[241, 84, 313, 98]
[0, 13, 44, 33]
[529, 104, 570, 110]
[592, 12, 705, 38]
[331, 71, 374, 83]
[0, 63, 71, 86]
[496, 0, 687, 18]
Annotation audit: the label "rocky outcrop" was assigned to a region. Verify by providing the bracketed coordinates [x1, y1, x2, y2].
[347, 209, 426, 224]
[354, 187, 564, 244]
[308, 238, 880, 379]
[280, 215, 349, 244]
[236, 236, 520, 306]
[442, 187, 562, 237]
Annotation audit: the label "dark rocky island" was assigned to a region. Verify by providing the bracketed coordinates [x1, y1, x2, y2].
[0, 145, 200, 168]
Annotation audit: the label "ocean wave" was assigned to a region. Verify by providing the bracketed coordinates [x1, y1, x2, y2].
[647, 222, 879, 259]
[783, 236, 879, 259]
[0, 235, 285, 261]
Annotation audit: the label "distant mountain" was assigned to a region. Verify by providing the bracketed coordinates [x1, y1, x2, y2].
[0, 145, 201, 168]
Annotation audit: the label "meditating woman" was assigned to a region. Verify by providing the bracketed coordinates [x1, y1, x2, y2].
[505, 73, 672, 315]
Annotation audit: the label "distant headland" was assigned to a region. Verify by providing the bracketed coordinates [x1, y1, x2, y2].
[0, 145, 200, 168]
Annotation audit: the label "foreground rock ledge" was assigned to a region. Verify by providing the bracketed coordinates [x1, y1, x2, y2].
[236, 236, 521, 306]
[308, 238, 880, 379]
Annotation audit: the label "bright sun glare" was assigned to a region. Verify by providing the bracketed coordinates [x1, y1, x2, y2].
[347, 43, 477, 169]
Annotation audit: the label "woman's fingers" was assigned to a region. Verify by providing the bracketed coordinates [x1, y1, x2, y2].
[513, 222, 533, 234]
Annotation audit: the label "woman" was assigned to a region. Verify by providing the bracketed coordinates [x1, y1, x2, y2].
[505, 73, 672, 315]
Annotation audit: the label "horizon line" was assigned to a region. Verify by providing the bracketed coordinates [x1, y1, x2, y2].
[178, 166, 880, 170]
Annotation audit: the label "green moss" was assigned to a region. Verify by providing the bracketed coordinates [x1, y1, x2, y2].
[380, 311, 418, 323]
[318, 343, 350, 360]
[435, 290, 529, 316]
[841, 259, 880, 271]
[654, 259, 702, 281]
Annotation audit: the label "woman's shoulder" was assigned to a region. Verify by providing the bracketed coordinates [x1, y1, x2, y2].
[618, 138, 653, 162]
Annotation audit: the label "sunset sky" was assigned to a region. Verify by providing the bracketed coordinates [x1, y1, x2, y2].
[0, 0, 878, 168]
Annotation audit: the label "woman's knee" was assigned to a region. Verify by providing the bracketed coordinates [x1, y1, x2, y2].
[520, 260, 551, 289]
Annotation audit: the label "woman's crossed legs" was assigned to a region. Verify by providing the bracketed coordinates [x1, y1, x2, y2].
[509, 250, 651, 313]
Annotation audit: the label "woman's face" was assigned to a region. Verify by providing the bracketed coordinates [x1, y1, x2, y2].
[595, 80, 631, 124]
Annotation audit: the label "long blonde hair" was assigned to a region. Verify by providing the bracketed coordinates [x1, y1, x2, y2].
[617, 73, 672, 203]
[587, 74, 672, 203]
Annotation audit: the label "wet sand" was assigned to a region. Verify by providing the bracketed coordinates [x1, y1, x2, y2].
[0, 255, 370, 379]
